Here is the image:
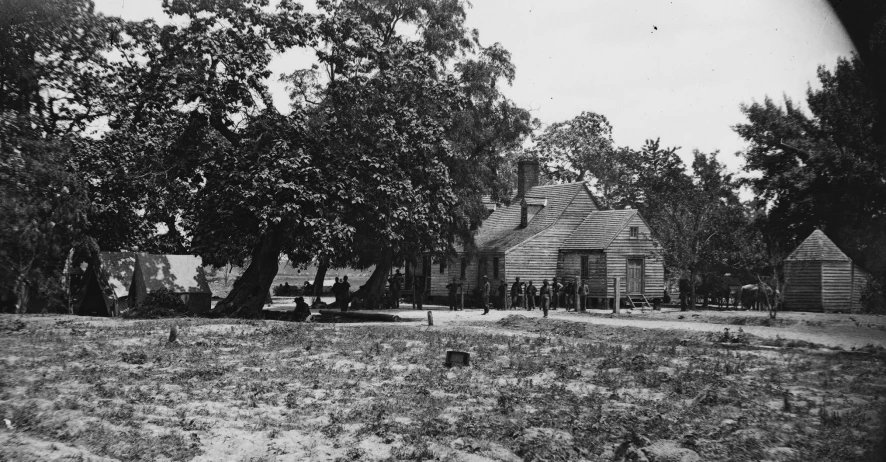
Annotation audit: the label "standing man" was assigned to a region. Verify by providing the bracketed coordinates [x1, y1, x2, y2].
[565, 280, 575, 310]
[517, 281, 526, 310]
[540, 279, 551, 318]
[332, 277, 342, 310]
[579, 279, 589, 312]
[526, 281, 537, 311]
[340, 276, 351, 312]
[446, 279, 459, 311]
[498, 279, 508, 311]
[551, 277, 562, 310]
[482, 275, 491, 315]
[510, 277, 521, 310]
[389, 269, 404, 310]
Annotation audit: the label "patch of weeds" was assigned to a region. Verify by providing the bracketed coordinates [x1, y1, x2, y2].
[334, 447, 366, 462]
[121, 350, 148, 365]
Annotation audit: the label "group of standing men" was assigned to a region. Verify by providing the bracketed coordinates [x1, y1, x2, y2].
[480, 276, 591, 317]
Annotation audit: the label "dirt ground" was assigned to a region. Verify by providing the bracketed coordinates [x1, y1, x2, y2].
[2, 309, 885, 461]
[359, 303, 886, 351]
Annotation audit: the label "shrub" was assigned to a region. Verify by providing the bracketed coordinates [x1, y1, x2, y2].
[123, 288, 189, 319]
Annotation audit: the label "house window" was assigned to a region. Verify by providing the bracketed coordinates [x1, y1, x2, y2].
[581, 255, 589, 279]
[460, 258, 467, 279]
[493, 257, 500, 278]
[520, 206, 528, 227]
[629, 226, 639, 239]
[440, 260, 446, 274]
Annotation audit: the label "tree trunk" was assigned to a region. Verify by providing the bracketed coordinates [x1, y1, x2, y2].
[688, 269, 696, 311]
[312, 262, 328, 304]
[13, 276, 29, 315]
[214, 229, 284, 318]
[360, 248, 394, 310]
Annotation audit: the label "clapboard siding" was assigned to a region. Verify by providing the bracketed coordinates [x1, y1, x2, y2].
[822, 261, 853, 312]
[559, 252, 607, 297]
[604, 214, 664, 298]
[505, 188, 596, 284]
[427, 256, 451, 297]
[784, 261, 822, 311]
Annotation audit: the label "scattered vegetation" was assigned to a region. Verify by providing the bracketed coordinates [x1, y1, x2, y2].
[1, 314, 884, 461]
[122, 289, 189, 319]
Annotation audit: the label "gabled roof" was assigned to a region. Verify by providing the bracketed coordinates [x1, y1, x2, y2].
[472, 183, 590, 252]
[561, 209, 638, 250]
[786, 229, 851, 262]
[98, 252, 140, 298]
[136, 253, 212, 294]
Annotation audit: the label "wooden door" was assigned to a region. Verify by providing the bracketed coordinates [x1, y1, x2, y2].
[627, 259, 643, 294]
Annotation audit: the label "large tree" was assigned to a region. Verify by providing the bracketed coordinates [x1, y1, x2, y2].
[0, 0, 114, 312]
[734, 55, 886, 307]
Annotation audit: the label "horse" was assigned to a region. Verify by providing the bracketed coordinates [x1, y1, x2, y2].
[738, 284, 780, 311]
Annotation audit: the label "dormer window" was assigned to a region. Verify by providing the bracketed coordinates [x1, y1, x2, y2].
[520, 206, 528, 228]
[630, 226, 639, 239]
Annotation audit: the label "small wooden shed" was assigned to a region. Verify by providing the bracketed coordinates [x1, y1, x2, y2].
[784, 230, 869, 313]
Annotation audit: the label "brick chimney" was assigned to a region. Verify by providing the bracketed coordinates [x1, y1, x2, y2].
[517, 160, 539, 198]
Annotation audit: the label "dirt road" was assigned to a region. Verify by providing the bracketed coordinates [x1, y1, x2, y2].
[384, 305, 886, 350]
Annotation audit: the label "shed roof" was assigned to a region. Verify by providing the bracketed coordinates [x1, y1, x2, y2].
[561, 209, 638, 250]
[98, 252, 139, 298]
[786, 229, 851, 262]
[136, 253, 212, 294]
[472, 183, 590, 252]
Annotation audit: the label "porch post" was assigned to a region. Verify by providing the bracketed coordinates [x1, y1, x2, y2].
[613, 277, 621, 314]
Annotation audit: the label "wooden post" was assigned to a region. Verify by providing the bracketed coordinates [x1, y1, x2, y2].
[613, 277, 621, 314]
[460, 283, 464, 310]
[427, 311, 434, 326]
[574, 277, 579, 312]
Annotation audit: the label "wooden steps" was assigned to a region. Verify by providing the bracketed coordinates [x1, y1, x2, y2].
[626, 294, 652, 311]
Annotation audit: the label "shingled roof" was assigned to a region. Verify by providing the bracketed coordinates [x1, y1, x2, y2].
[473, 183, 590, 252]
[561, 209, 638, 250]
[786, 229, 851, 262]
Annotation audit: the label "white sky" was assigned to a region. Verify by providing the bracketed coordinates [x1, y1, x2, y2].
[94, 0, 855, 176]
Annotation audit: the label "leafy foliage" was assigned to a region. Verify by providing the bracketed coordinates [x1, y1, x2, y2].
[0, 0, 112, 312]
[122, 288, 188, 319]
[734, 55, 886, 307]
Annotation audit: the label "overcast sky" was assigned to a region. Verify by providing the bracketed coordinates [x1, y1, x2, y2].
[94, 0, 855, 176]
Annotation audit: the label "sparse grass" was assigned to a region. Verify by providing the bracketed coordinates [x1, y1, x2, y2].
[0, 314, 885, 461]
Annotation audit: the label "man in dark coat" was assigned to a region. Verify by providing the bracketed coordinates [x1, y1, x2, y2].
[510, 277, 521, 310]
[579, 279, 589, 312]
[446, 279, 459, 311]
[482, 275, 491, 315]
[332, 277, 342, 310]
[340, 276, 351, 312]
[565, 281, 575, 310]
[389, 269, 404, 309]
[291, 296, 311, 322]
[526, 281, 537, 310]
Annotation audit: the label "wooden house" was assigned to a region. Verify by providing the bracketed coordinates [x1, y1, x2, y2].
[784, 229, 870, 313]
[420, 160, 664, 308]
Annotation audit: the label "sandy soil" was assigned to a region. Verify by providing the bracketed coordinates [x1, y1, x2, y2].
[373, 304, 886, 350]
